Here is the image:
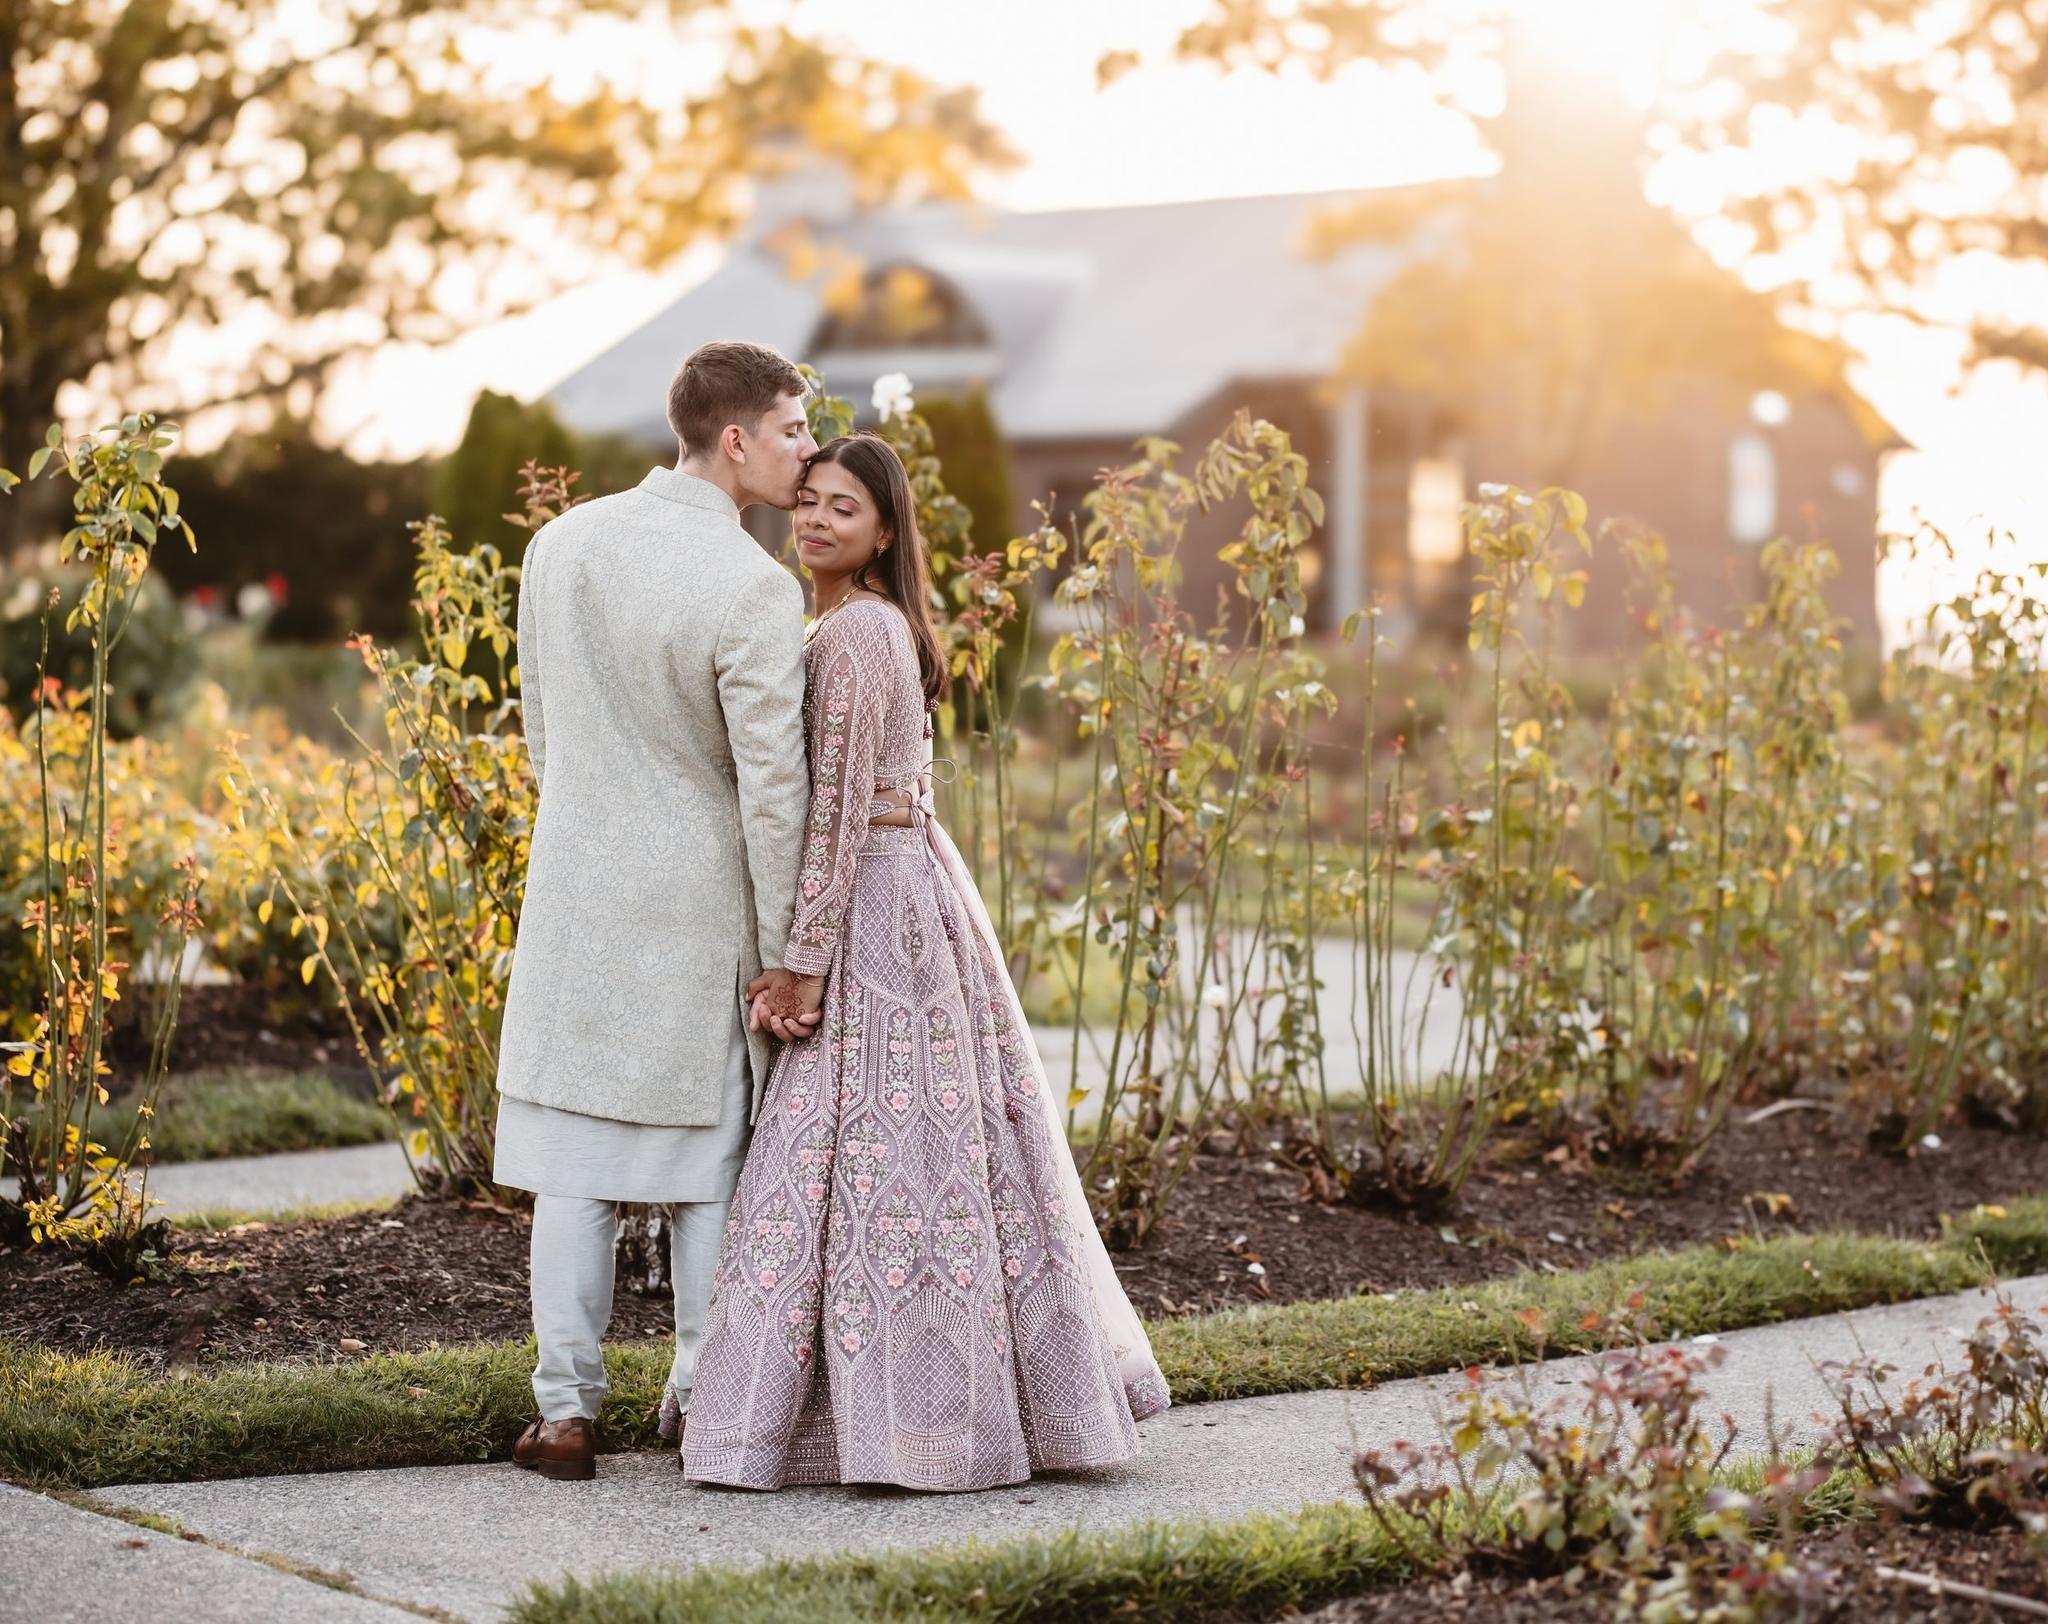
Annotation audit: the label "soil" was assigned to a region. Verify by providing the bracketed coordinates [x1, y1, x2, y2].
[1286, 1521, 2048, 1622]
[1115, 1107, 2048, 1318]
[1, 1106, 2042, 1369]
[111, 980, 365, 1080]
[0, 1200, 678, 1368]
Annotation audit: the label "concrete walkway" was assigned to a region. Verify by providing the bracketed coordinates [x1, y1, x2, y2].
[0, 1484, 414, 1623]
[145, 1141, 417, 1218]
[51, 1273, 2045, 1623]
[0, 1141, 415, 1221]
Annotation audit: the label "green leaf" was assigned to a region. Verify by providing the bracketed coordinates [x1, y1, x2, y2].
[28, 447, 51, 480]
[44, 423, 63, 448]
[1340, 609, 1363, 644]
[0, 469, 16, 493]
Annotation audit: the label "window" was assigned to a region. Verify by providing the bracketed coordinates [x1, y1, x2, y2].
[1728, 432, 1777, 544]
[1408, 458, 1465, 567]
[811, 263, 993, 350]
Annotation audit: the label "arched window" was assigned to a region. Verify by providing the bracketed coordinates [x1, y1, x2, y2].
[811, 263, 993, 350]
[1728, 431, 1777, 545]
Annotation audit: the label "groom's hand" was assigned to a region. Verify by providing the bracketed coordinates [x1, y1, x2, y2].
[747, 968, 825, 1043]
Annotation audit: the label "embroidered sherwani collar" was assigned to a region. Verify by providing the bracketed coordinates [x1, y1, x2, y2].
[639, 464, 742, 524]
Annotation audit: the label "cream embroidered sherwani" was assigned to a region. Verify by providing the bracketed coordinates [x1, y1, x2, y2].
[492, 464, 809, 1426]
[495, 465, 809, 1131]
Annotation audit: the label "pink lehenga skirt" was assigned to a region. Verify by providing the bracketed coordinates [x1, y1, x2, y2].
[676, 819, 1169, 1491]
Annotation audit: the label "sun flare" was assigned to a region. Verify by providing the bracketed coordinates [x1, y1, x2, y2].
[1499, 0, 1705, 106]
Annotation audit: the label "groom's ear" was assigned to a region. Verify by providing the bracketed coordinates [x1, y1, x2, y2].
[719, 422, 747, 464]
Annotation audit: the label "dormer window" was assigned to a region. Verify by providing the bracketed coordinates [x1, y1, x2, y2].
[812, 262, 993, 350]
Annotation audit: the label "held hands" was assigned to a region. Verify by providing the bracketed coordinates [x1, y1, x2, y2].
[747, 967, 825, 1043]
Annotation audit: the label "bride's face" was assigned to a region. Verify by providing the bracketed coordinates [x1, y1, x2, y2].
[794, 459, 888, 581]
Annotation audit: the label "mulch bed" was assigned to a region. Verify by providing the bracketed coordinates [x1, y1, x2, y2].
[0, 1200, 679, 1368]
[112, 981, 362, 1078]
[1286, 1521, 2048, 1622]
[1, 1106, 2042, 1369]
[1118, 1107, 2048, 1318]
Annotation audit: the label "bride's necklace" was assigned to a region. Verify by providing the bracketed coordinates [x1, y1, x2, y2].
[805, 589, 877, 641]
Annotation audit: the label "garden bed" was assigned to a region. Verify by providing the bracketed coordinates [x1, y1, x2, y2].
[2, 1106, 2042, 1369]
[1288, 1519, 2047, 1623]
[1127, 1106, 2048, 1315]
[125, 981, 359, 1078]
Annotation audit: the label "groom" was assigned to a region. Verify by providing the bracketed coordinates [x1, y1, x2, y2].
[494, 340, 823, 1480]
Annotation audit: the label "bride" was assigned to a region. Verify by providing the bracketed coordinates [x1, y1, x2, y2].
[676, 431, 1169, 1491]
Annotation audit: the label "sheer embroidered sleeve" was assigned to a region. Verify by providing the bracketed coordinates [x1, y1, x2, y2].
[782, 608, 890, 976]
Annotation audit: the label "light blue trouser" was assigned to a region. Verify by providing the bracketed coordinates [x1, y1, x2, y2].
[529, 1196, 729, 1423]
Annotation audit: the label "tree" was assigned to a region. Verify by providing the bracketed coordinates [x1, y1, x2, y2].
[1292, 37, 1886, 486]
[1159, 0, 2048, 446]
[0, 1, 1014, 554]
[918, 386, 1014, 551]
[153, 429, 433, 643]
[431, 391, 649, 563]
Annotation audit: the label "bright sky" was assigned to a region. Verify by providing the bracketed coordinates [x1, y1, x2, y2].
[321, 0, 2048, 647]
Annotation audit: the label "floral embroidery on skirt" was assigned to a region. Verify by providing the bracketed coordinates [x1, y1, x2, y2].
[681, 833, 1168, 1491]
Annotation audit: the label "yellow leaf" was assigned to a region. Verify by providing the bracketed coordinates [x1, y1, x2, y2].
[1562, 573, 1587, 609]
[301, 954, 319, 985]
[1067, 1088, 1089, 1108]
[405, 1130, 430, 1160]
[1512, 719, 1543, 752]
[1532, 562, 1553, 600]
[258, 898, 274, 925]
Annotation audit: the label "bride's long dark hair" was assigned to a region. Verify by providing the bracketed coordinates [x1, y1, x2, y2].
[806, 433, 950, 706]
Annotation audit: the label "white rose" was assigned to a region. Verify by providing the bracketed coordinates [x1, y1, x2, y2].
[871, 372, 914, 424]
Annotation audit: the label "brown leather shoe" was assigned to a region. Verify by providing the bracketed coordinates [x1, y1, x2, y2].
[512, 1416, 597, 1481]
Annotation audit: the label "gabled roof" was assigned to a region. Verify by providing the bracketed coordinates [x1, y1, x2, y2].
[546, 188, 1416, 444]
[545, 183, 1903, 454]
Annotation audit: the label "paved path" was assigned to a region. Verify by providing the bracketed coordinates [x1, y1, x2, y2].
[146, 1141, 417, 1218]
[0, 1142, 416, 1222]
[56, 1273, 2046, 1622]
[0, 1484, 414, 1624]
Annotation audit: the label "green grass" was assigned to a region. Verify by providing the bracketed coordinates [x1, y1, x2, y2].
[514, 1501, 1412, 1624]
[4, 1197, 2044, 1491]
[36, 1069, 397, 1164]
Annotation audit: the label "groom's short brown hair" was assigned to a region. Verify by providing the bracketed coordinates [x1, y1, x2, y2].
[668, 341, 808, 457]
